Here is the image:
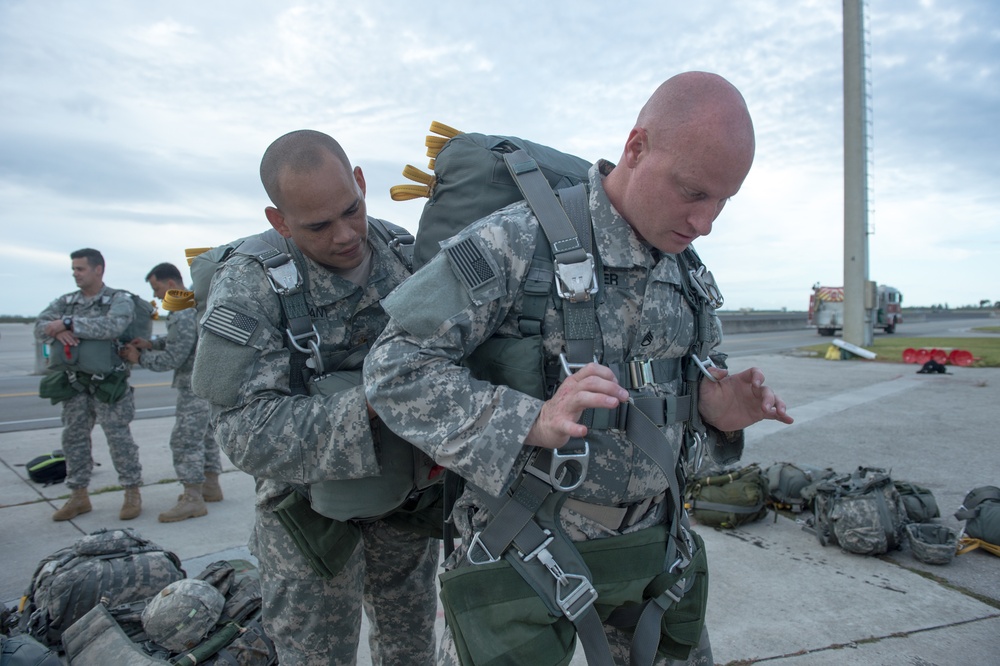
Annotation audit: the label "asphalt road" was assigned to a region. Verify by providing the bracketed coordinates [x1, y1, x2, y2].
[0, 316, 992, 433]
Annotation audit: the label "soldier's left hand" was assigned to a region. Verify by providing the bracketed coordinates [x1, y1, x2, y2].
[697, 366, 793, 431]
[119, 344, 141, 364]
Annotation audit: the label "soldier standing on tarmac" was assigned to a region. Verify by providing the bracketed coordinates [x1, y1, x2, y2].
[364, 72, 795, 665]
[120, 262, 224, 523]
[35, 248, 143, 522]
[192, 130, 438, 665]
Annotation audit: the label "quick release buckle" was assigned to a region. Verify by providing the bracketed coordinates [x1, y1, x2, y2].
[688, 266, 724, 309]
[531, 545, 598, 621]
[263, 254, 302, 295]
[553, 256, 598, 303]
[559, 353, 598, 380]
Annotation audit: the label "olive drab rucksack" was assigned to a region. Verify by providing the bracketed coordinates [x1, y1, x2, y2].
[686, 463, 770, 528]
[955, 485, 1000, 557]
[391, 123, 727, 666]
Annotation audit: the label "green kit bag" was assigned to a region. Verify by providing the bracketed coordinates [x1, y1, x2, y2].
[272, 492, 361, 579]
[439, 525, 708, 666]
[686, 463, 770, 528]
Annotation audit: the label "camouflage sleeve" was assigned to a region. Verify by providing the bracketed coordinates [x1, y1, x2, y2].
[704, 303, 745, 464]
[193, 258, 379, 486]
[34, 297, 64, 341]
[139, 310, 196, 373]
[73, 290, 134, 340]
[364, 212, 543, 497]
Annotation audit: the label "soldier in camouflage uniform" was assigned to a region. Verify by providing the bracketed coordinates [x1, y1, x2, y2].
[121, 262, 224, 523]
[191, 130, 437, 665]
[35, 248, 143, 522]
[364, 72, 794, 665]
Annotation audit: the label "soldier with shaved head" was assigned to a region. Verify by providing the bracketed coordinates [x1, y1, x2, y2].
[365, 72, 793, 665]
[193, 130, 438, 665]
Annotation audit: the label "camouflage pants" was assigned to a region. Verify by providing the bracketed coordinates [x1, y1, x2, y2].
[169, 386, 223, 485]
[437, 618, 712, 666]
[60, 387, 142, 489]
[252, 506, 439, 665]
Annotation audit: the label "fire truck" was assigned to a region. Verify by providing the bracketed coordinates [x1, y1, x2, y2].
[808, 283, 903, 335]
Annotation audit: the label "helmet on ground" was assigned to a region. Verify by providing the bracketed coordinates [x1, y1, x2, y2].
[141, 578, 225, 651]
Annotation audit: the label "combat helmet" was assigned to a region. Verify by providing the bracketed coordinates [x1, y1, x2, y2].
[141, 578, 225, 651]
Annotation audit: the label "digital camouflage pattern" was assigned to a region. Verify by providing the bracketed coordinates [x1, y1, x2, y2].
[35, 286, 141, 490]
[138, 307, 221, 485]
[812, 469, 908, 555]
[141, 578, 226, 651]
[193, 223, 438, 665]
[365, 162, 733, 664]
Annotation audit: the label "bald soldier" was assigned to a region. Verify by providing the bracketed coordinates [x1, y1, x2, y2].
[365, 72, 794, 665]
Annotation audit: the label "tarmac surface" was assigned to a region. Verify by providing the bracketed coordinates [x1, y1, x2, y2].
[2, 348, 998, 664]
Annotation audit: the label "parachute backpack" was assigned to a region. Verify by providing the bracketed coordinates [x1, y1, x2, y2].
[391, 123, 728, 666]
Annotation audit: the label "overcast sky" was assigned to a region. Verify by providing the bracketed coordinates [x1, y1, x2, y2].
[2, 0, 997, 317]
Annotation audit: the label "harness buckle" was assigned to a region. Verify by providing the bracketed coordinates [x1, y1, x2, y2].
[286, 326, 324, 375]
[688, 266, 724, 309]
[264, 254, 302, 295]
[553, 255, 599, 303]
[467, 532, 501, 565]
[690, 354, 719, 383]
[527, 443, 590, 492]
[535, 548, 598, 621]
[627, 360, 656, 388]
[558, 353, 598, 379]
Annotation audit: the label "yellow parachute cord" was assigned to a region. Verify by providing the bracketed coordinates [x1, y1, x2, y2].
[161, 289, 197, 312]
[957, 537, 1000, 557]
[185, 247, 212, 266]
[389, 121, 463, 201]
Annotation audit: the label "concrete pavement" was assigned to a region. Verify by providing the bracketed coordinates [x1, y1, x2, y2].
[1, 351, 998, 664]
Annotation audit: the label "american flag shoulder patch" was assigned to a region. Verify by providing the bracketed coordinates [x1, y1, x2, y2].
[204, 305, 259, 346]
[446, 238, 496, 291]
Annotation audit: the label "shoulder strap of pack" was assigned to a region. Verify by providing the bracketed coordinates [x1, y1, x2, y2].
[368, 217, 415, 272]
[232, 229, 319, 391]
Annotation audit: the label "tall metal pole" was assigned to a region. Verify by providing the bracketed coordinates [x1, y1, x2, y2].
[843, 0, 873, 346]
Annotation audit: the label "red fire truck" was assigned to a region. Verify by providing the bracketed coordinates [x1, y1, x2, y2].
[808, 283, 903, 335]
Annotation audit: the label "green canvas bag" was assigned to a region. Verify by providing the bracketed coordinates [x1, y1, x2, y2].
[686, 463, 769, 528]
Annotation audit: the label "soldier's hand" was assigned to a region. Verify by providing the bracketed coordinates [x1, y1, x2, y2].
[698, 366, 793, 431]
[53, 330, 79, 346]
[119, 344, 141, 364]
[524, 363, 628, 450]
[129, 337, 153, 350]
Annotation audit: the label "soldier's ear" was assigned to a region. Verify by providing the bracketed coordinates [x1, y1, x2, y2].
[265, 207, 292, 238]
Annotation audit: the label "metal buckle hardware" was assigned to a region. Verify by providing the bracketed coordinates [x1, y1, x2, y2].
[558, 353, 598, 380]
[627, 360, 656, 388]
[467, 532, 501, 565]
[534, 547, 598, 621]
[553, 255, 599, 303]
[688, 266, 724, 309]
[286, 326, 324, 375]
[526, 443, 590, 492]
[690, 354, 718, 383]
[264, 256, 302, 295]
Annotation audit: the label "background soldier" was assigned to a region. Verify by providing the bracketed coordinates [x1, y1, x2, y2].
[121, 262, 224, 523]
[192, 130, 438, 664]
[365, 72, 794, 665]
[35, 248, 143, 521]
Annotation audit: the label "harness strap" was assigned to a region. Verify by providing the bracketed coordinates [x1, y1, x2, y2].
[470, 485, 613, 666]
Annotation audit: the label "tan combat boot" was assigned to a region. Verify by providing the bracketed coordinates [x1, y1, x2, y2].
[119, 486, 142, 520]
[201, 472, 224, 502]
[158, 485, 208, 523]
[53, 487, 92, 521]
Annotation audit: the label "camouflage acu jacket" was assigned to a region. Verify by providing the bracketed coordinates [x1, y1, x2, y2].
[365, 161, 737, 541]
[139, 308, 198, 390]
[192, 222, 411, 507]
